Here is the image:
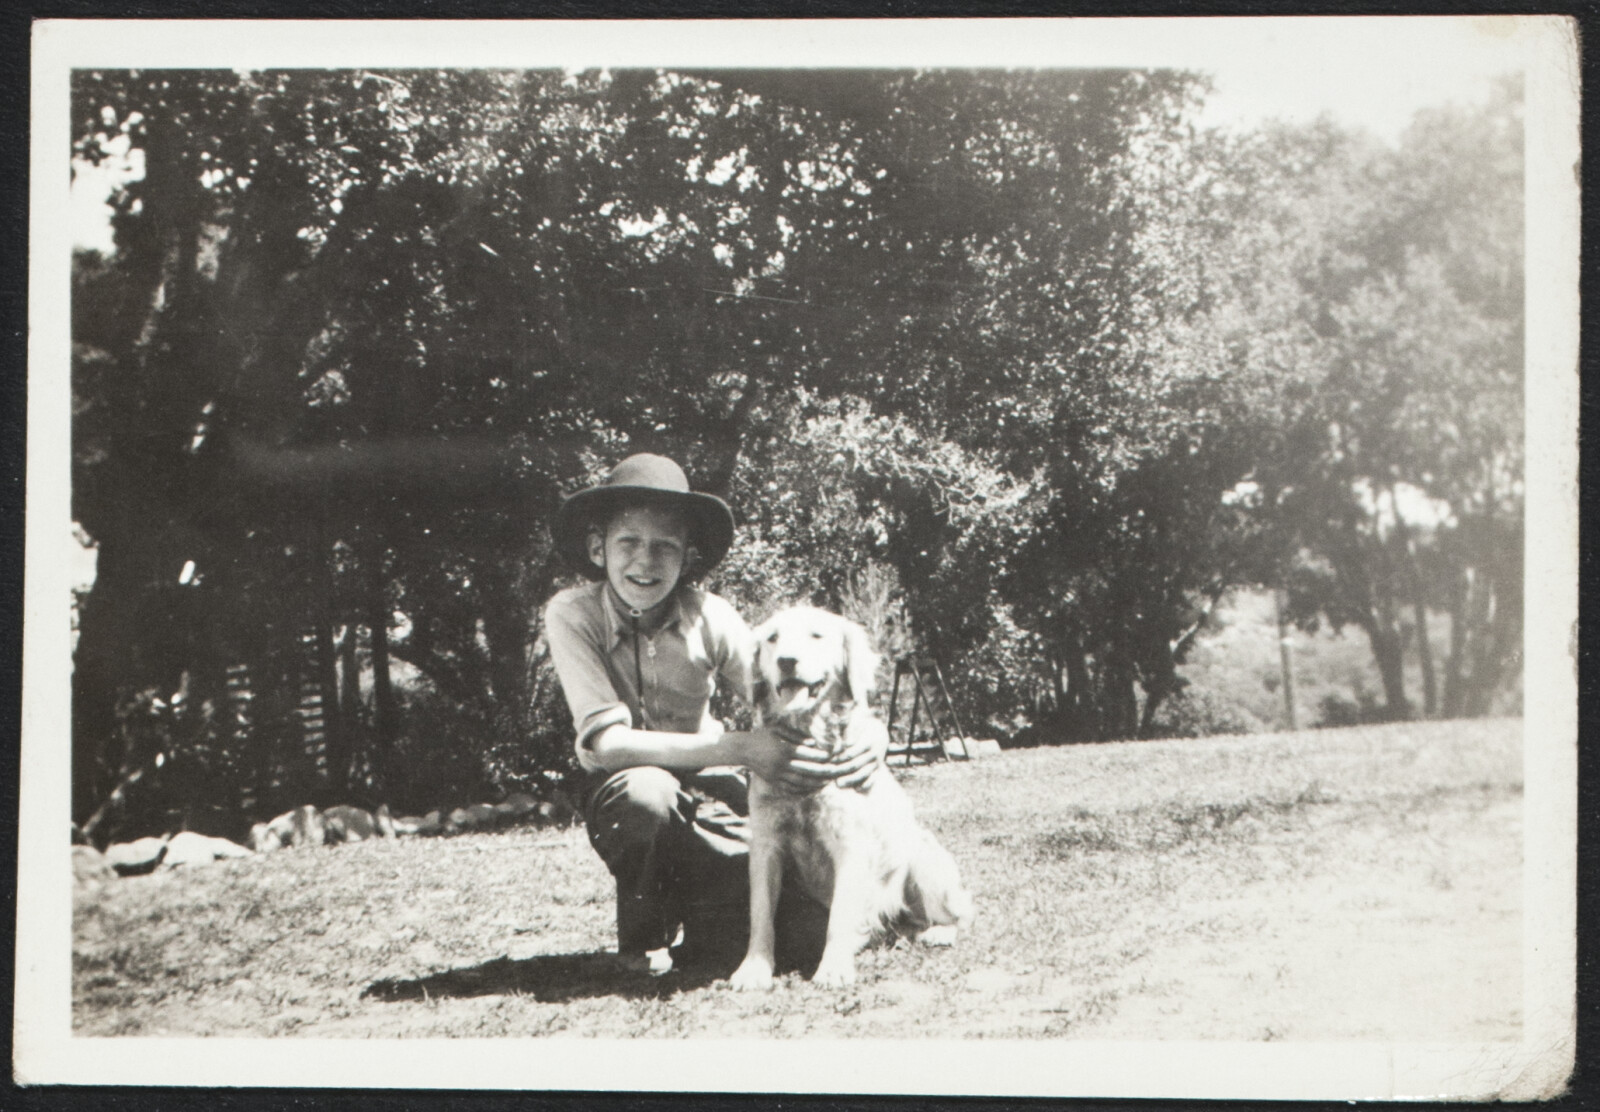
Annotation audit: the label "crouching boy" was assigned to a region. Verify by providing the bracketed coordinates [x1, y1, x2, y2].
[543, 454, 880, 976]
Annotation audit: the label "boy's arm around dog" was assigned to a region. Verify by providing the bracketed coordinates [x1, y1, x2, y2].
[543, 586, 853, 789]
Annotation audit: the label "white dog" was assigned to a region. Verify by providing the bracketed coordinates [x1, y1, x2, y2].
[730, 606, 972, 990]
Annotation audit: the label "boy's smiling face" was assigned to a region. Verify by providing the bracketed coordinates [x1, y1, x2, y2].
[588, 504, 695, 616]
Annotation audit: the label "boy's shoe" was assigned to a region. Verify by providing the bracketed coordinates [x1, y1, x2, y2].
[616, 947, 675, 977]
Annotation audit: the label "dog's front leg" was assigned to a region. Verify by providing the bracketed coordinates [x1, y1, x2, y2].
[729, 826, 783, 992]
[811, 853, 873, 988]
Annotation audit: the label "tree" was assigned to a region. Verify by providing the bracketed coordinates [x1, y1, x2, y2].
[79, 63, 1516, 838]
[74, 63, 1217, 830]
[1166, 84, 1524, 721]
[698, 69, 1246, 741]
[70, 70, 565, 825]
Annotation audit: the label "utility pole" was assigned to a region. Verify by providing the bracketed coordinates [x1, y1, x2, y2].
[1275, 587, 1298, 731]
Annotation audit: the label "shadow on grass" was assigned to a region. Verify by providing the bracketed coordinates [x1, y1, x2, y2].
[362, 950, 720, 1004]
[363, 940, 823, 1005]
[366, 895, 833, 1004]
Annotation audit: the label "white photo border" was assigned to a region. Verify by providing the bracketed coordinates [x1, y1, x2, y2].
[19, 16, 1580, 1098]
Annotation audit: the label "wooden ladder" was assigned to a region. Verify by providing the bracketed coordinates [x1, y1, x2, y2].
[885, 656, 970, 764]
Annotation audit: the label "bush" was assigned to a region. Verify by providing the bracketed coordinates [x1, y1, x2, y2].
[381, 664, 580, 816]
[940, 602, 1048, 741]
[1147, 687, 1266, 739]
[1314, 689, 1386, 728]
[81, 674, 263, 845]
[708, 530, 813, 628]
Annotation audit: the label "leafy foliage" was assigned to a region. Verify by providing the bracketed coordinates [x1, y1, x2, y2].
[1177, 84, 1525, 720]
[69, 67, 1524, 840]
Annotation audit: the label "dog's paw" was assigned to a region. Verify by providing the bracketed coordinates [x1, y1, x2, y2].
[914, 924, 959, 947]
[810, 960, 858, 988]
[728, 959, 776, 992]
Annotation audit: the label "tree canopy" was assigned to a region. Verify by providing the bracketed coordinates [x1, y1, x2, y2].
[70, 67, 1524, 842]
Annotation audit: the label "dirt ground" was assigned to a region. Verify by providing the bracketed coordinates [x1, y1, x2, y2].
[73, 718, 1521, 1040]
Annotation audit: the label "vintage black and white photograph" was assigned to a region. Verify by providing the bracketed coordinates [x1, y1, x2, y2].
[18, 16, 1578, 1098]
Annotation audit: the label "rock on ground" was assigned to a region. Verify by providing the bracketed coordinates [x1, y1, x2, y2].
[322, 805, 381, 843]
[103, 836, 168, 876]
[161, 832, 253, 869]
[72, 845, 115, 887]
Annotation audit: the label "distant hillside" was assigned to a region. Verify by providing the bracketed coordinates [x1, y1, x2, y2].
[1149, 588, 1518, 738]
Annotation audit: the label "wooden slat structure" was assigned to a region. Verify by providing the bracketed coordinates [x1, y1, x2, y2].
[885, 656, 970, 765]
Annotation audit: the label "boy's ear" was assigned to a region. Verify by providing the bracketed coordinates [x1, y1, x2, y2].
[585, 530, 606, 570]
[683, 544, 700, 574]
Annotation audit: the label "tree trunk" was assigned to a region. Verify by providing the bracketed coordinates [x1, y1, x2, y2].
[366, 551, 397, 782]
[72, 580, 126, 823]
[1463, 566, 1520, 717]
[701, 380, 762, 498]
[1138, 680, 1169, 738]
[1364, 617, 1411, 721]
[71, 114, 220, 825]
[71, 534, 175, 823]
[1276, 587, 1298, 730]
[309, 524, 347, 797]
[339, 623, 362, 733]
[1063, 645, 1092, 741]
[1412, 599, 1437, 718]
[1390, 495, 1437, 718]
[1465, 513, 1523, 717]
[1364, 529, 1413, 721]
[1442, 567, 1470, 717]
[1102, 652, 1140, 740]
[478, 559, 543, 751]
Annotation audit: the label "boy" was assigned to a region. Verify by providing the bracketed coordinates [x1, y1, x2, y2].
[544, 453, 881, 976]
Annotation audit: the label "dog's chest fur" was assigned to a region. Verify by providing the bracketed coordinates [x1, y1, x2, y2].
[749, 705, 916, 914]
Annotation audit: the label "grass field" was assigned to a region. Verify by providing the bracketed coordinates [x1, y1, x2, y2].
[72, 718, 1521, 1040]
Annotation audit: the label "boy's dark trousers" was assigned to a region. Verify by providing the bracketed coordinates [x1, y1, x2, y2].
[584, 765, 828, 972]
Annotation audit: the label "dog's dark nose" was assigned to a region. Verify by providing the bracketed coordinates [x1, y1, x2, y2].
[776, 656, 797, 676]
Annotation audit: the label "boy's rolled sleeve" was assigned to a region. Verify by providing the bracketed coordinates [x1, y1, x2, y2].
[544, 595, 632, 772]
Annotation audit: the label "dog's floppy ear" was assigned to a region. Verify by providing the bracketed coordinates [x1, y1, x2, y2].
[840, 616, 879, 705]
[749, 619, 774, 707]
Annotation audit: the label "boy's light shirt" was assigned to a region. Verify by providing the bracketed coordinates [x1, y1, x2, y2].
[544, 580, 756, 773]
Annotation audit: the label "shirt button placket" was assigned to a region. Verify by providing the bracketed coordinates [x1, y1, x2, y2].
[644, 635, 656, 725]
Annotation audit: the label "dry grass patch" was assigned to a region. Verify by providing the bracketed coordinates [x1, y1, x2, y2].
[74, 718, 1520, 1039]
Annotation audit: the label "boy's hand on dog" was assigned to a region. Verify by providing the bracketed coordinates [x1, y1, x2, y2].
[740, 725, 883, 792]
[829, 729, 884, 791]
[741, 727, 849, 792]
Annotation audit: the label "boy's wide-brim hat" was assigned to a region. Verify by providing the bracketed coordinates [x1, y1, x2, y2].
[552, 454, 735, 580]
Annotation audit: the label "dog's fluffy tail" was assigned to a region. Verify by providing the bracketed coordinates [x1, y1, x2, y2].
[897, 828, 973, 934]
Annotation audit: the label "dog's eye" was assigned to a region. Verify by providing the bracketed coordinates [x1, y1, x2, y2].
[810, 631, 824, 639]
[766, 631, 778, 643]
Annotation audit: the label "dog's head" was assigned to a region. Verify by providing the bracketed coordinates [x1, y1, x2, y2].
[752, 606, 879, 730]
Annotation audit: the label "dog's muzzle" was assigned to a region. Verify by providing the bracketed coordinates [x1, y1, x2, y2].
[777, 678, 826, 699]
[773, 677, 828, 714]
